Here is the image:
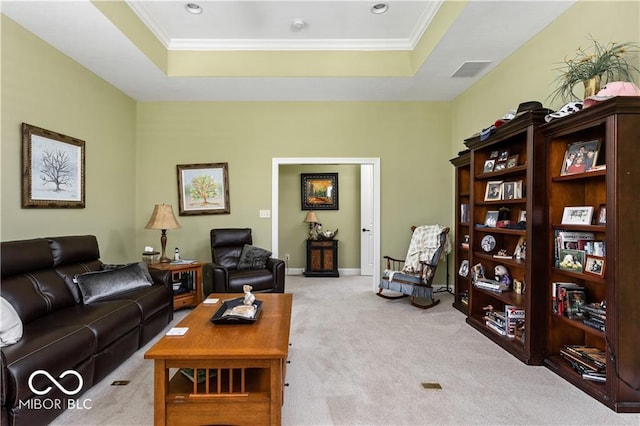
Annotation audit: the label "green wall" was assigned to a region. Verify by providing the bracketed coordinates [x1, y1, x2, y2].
[135, 102, 453, 268]
[1, 15, 138, 262]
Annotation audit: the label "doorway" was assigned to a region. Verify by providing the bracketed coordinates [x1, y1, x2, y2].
[271, 157, 381, 291]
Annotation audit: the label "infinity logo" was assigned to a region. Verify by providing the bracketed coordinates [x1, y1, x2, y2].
[28, 370, 83, 396]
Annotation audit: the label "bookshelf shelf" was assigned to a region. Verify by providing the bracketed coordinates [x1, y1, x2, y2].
[542, 97, 640, 412]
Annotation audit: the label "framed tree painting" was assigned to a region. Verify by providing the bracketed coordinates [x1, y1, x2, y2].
[22, 123, 85, 208]
[177, 163, 230, 215]
[301, 173, 338, 210]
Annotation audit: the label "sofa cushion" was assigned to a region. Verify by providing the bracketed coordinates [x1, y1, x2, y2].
[0, 238, 52, 278]
[75, 262, 153, 304]
[1, 270, 76, 324]
[228, 269, 276, 292]
[115, 284, 172, 322]
[26, 301, 141, 352]
[48, 235, 100, 267]
[0, 298, 22, 347]
[237, 245, 272, 270]
[3, 324, 95, 404]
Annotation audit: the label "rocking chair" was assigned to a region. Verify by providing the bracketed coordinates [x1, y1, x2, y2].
[377, 225, 450, 309]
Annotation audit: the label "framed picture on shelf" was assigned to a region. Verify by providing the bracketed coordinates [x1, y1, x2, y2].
[177, 163, 230, 215]
[513, 236, 526, 260]
[484, 181, 502, 201]
[21, 123, 85, 208]
[558, 248, 585, 273]
[493, 162, 507, 172]
[514, 180, 523, 198]
[584, 255, 606, 278]
[498, 150, 509, 162]
[518, 210, 527, 222]
[458, 260, 469, 277]
[502, 181, 516, 200]
[483, 159, 495, 173]
[301, 173, 339, 210]
[596, 204, 606, 225]
[484, 210, 499, 228]
[560, 139, 601, 175]
[488, 150, 499, 160]
[561, 206, 594, 225]
[506, 155, 519, 168]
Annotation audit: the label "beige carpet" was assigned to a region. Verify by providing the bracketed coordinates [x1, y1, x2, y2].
[51, 275, 639, 425]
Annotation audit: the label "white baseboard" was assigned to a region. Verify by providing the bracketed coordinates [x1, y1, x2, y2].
[286, 268, 362, 276]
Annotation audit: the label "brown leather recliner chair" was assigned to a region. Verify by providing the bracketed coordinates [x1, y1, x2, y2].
[202, 228, 285, 295]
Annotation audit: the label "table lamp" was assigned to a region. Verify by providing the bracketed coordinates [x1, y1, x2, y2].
[144, 204, 181, 263]
[304, 211, 319, 240]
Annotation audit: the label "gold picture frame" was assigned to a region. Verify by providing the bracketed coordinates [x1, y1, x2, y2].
[177, 163, 230, 215]
[22, 123, 85, 208]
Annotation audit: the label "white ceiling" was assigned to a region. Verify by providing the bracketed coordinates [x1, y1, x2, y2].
[1, 1, 576, 101]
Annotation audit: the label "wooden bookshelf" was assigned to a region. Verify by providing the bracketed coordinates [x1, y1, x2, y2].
[541, 97, 640, 412]
[463, 110, 548, 365]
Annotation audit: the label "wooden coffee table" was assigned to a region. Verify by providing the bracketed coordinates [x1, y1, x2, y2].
[144, 293, 292, 426]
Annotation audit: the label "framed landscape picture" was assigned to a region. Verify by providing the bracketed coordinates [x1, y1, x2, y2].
[177, 163, 230, 215]
[301, 173, 339, 210]
[22, 123, 85, 208]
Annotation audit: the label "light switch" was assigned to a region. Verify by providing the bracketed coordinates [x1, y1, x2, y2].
[259, 210, 271, 218]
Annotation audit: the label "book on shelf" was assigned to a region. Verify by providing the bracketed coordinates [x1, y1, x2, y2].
[485, 319, 506, 336]
[551, 282, 583, 316]
[475, 278, 510, 293]
[554, 230, 595, 267]
[460, 203, 470, 223]
[565, 289, 586, 319]
[560, 348, 606, 374]
[582, 372, 606, 383]
[505, 305, 525, 338]
[563, 345, 607, 370]
[583, 318, 606, 332]
[580, 302, 606, 319]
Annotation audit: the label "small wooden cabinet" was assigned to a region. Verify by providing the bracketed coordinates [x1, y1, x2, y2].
[149, 262, 203, 310]
[304, 240, 339, 277]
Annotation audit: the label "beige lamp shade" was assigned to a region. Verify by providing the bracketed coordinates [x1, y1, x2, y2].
[145, 204, 180, 263]
[145, 204, 181, 230]
[304, 211, 319, 224]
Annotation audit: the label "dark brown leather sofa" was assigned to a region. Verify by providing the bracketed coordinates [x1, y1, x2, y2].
[0, 235, 173, 426]
[203, 228, 285, 295]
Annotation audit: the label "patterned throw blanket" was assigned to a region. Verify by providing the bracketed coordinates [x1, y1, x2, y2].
[402, 225, 451, 274]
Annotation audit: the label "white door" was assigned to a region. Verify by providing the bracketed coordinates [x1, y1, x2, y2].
[360, 164, 374, 276]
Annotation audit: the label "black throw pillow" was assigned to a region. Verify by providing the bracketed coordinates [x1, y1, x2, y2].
[237, 244, 272, 269]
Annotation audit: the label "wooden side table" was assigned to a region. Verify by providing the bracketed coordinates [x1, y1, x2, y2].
[149, 262, 203, 310]
[304, 239, 339, 277]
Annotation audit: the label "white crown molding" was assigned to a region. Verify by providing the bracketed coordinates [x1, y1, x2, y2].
[167, 38, 413, 51]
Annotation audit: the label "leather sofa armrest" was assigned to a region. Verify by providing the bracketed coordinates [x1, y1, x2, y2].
[149, 269, 172, 291]
[266, 258, 286, 293]
[202, 262, 229, 297]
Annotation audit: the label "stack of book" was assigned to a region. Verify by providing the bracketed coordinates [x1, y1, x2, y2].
[483, 305, 524, 338]
[559, 345, 606, 382]
[483, 308, 506, 336]
[581, 302, 606, 332]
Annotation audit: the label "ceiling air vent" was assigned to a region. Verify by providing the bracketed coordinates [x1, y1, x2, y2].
[451, 61, 491, 78]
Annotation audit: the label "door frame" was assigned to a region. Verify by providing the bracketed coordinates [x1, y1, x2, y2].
[271, 157, 381, 290]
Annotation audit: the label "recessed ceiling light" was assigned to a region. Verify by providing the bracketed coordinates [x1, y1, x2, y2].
[185, 3, 202, 14]
[371, 3, 388, 14]
[291, 19, 306, 32]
